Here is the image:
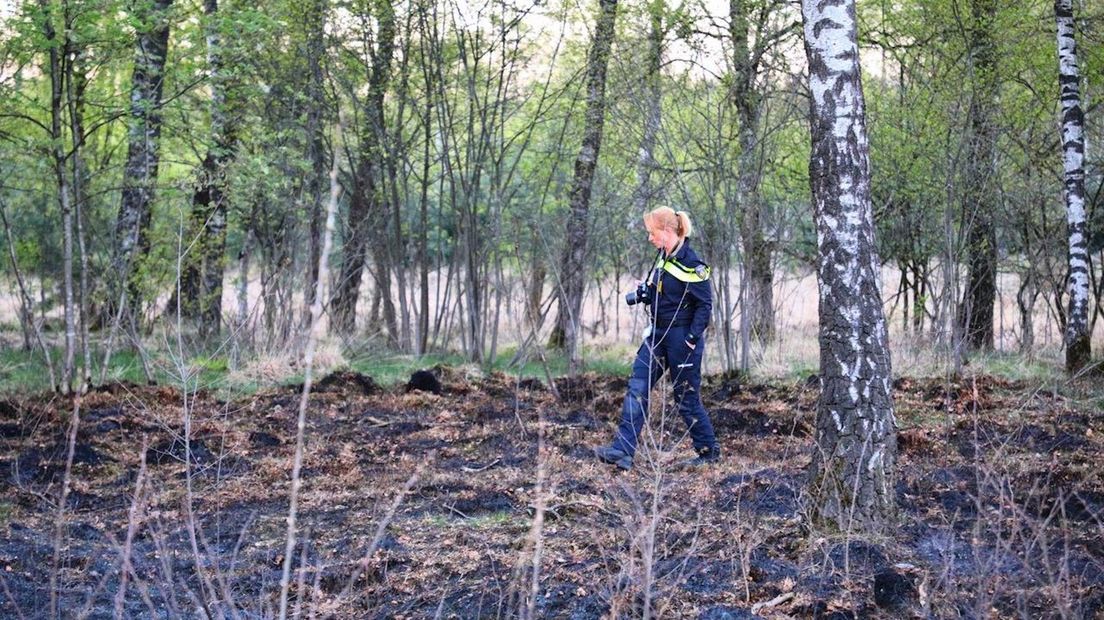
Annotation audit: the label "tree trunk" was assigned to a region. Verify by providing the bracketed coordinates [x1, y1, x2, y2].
[302, 0, 327, 327]
[66, 50, 92, 390]
[179, 0, 237, 339]
[957, 0, 998, 352]
[385, 8, 415, 351]
[330, 0, 396, 335]
[232, 228, 252, 368]
[113, 0, 173, 320]
[551, 0, 619, 373]
[40, 0, 76, 394]
[801, 0, 896, 533]
[731, 0, 774, 345]
[416, 0, 440, 355]
[1017, 268, 1036, 354]
[331, 156, 374, 334]
[630, 0, 663, 214]
[1056, 0, 1091, 373]
[417, 83, 432, 356]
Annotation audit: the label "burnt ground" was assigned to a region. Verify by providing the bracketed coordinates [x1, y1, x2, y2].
[0, 369, 1102, 618]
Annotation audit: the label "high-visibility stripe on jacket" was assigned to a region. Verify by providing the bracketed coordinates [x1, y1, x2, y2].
[654, 255, 711, 283]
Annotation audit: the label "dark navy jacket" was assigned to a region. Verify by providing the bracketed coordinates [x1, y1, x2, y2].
[641, 238, 713, 345]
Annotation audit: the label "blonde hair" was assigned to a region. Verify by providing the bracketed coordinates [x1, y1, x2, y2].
[643, 206, 693, 239]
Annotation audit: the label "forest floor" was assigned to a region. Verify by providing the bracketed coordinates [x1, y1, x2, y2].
[0, 366, 1102, 618]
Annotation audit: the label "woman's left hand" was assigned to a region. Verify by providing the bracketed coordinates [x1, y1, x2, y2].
[685, 340, 696, 350]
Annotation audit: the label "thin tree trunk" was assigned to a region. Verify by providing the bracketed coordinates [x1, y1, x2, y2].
[416, 40, 432, 355]
[1017, 268, 1035, 354]
[385, 5, 415, 352]
[232, 228, 252, 369]
[415, 9, 432, 355]
[40, 0, 76, 394]
[552, 0, 619, 373]
[66, 48, 92, 390]
[802, 0, 896, 533]
[302, 0, 327, 327]
[957, 0, 998, 352]
[372, 245, 399, 345]
[1056, 0, 1091, 373]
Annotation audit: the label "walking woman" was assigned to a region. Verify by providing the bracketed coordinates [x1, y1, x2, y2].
[594, 206, 720, 470]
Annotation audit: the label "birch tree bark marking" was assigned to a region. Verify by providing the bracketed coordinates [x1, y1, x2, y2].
[801, 0, 897, 531]
[1056, 0, 1091, 373]
[114, 0, 174, 315]
[179, 0, 239, 337]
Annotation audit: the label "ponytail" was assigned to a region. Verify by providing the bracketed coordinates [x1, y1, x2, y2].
[645, 206, 694, 240]
[676, 211, 693, 239]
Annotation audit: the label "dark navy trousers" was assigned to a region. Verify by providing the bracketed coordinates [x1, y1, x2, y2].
[611, 324, 717, 457]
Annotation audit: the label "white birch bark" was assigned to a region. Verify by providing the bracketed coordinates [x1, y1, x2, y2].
[114, 0, 173, 304]
[1056, 0, 1091, 372]
[801, 0, 896, 531]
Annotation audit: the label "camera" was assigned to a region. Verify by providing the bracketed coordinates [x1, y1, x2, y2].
[625, 282, 650, 306]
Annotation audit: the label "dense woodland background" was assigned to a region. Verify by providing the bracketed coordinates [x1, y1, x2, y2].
[0, 0, 1100, 391]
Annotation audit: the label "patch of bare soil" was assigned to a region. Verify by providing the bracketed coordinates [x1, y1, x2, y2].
[0, 372, 1101, 618]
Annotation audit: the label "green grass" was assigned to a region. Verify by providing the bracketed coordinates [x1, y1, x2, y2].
[346, 351, 469, 386]
[346, 344, 632, 388]
[0, 345, 247, 395]
[466, 510, 524, 529]
[963, 351, 1064, 384]
[419, 510, 525, 529]
[0, 347, 59, 393]
[775, 360, 819, 384]
[0, 339, 633, 396]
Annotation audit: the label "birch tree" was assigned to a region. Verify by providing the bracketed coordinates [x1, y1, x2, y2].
[1055, 0, 1091, 373]
[179, 0, 239, 337]
[113, 0, 174, 321]
[801, 0, 896, 532]
[552, 0, 619, 372]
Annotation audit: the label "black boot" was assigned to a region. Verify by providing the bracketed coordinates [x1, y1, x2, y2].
[683, 445, 720, 467]
[594, 445, 633, 470]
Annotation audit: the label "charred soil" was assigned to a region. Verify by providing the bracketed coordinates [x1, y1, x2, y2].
[0, 371, 1101, 618]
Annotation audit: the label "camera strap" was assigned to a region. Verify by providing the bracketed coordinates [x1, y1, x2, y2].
[646, 249, 663, 286]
